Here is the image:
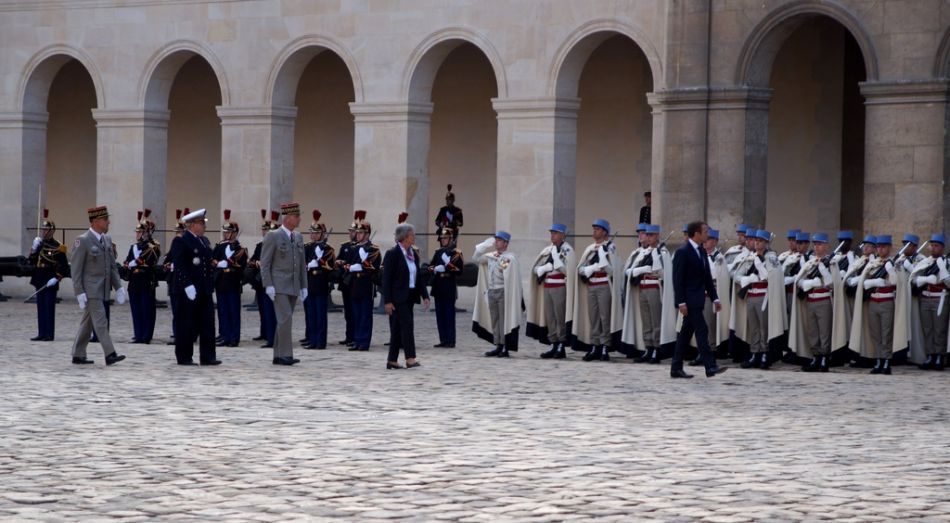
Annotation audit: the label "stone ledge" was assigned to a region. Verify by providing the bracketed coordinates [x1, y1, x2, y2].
[349, 102, 433, 124]
[216, 105, 298, 127]
[648, 86, 773, 112]
[859, 80, 950, 106]
[0, 111, 48, 130]
[491, 97, 581, 120]
[92, 109, 170, 129]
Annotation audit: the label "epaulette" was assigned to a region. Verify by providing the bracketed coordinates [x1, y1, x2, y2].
[56, 244, 67, 254]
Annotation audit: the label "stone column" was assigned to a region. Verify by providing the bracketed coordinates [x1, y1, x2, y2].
[0, 111, 47, 253]
[92, 109, 170, 250]
[859, 80, 949, 236]
[217, 105, 297, 235]
[492, 97, 580, 274]
[349, 102, 433, 251]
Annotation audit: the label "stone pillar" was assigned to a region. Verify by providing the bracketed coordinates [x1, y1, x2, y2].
[217, 105, 297, 235]
[859, 81, 949, 236]
[492, 97, 580, 274]
[349, 102, 433, 251]
[92, 109, 170, 250]
[0, 111, 47, 253]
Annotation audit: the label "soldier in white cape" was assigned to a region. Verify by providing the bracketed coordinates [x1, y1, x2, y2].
[728, 228, 758, 362]
[526, 223, 577, 359]
[736, 230, 787, 370]
[788, 233, 834, 372]
[472, 231, 524, 357]
[828, 231, 858, 360]
[572, 219, 623, 362]
[896, 234, 925, 365]
[907, 234, 949, 369]
[621, 224, 676, 363]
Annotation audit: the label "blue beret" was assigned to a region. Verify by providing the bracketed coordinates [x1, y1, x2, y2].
[837, 230, 853, 240]
[592, 219, 610, 234]
[931, 233, 946, 245]
[646, 224, 661, 234]
[708, 228, 720, 239]
[876, 235, 892, 245]
[756, 230, 771, 241]
[635, 223, 648, 232]
[736, 224, 748, 233]
[549, 223, 568, 235]
[862, 235, 877, 244]
[796, 232, 810, 242]
[746, 229, 758, 238]
[494, 230, 511, 242]
[812, 232, 829, 243]
[787, 229, 801, 238]
[902, 234, 919, 245]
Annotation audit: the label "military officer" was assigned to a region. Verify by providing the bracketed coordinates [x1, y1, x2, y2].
[473, 231, 523, 357]
[303, 210, 336, 350]
[576, 219, 621, 362]
[429, 225, 463, 348]
[910, 234, 949, 371]
[123, 209, 161, 344]
[70, 205, 127, 366]
[738, 230, 779, 369]
[162, 209, 185, 345]
[434, 184, 463, 240]
[27, 208, 69, 341]
[211, 209, 247, 347]
[260, 202, 308, 365]
[341, 213, 380, 351]
[335, 212, 360, 346]
[171, 208, 220, 366]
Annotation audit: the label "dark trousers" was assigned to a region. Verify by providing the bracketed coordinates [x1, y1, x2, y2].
[387, 301, 417, 361]
[35, 286, 57, 339]
[351, 295, 374, 349]
[175, 292, 217, 364]
[90, 300, 110, 343]
[672, 306, 716, 372]
[256, 290, 276, 344]
[304, 293, 328, 348]
[169, 293, 180, 339]
[216, 291, 241, 343]
[341, 287, 354, 342]
[129, 288, 156, 342]
[434, 294, 456, 345]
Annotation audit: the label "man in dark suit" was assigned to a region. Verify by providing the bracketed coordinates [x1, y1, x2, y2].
[171, 208, 220, 366]
[671, 220, 727, 378]
[381, 222, 430, 369]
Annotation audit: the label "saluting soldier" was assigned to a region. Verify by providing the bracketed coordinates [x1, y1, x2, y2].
[527, 223, 575, 358]
[70, 205, 127, 366]
[911, 234, 949, 371]
[162, 209, 185, 345]
[261, 202, 308, 365]
[335, 212, 360, 347]
[341, 213, 381, 351]
[124, 209, 161, 344]
[27, 208, 69, 341]
[434, 184, 463, 240]
[212, 210, 247, 347]
[171, 208, 220, 366]
[473, 231, 523, 357]
[429, 225, 464, 348]
[574, 219, 622, 362]
[303, 210, 336, 350]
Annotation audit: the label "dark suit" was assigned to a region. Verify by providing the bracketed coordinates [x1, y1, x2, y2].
[171, 231, 217, 364]
[381, 245, 429, 362]
[671, 240, 719, 372]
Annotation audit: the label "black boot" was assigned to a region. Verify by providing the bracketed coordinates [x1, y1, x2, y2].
[918, 355, 934, 370]
[554, 343, 567, 359]
[819, 355, 829, 372]
[801, 357, 820, 372]
[740, 353, 760, 369]
[484, 345, 503, 357]
[648, 348, 660, 364]
[881, 358, 892, 375]
[600, 346, 610, 362]
[935, 354, 945, 371]
[869, 358, 882, 374]
[582, 346, 599, 362]
[759, 353, 771, 370]
[540, 344, 558, 359]
[633, 349, 649, 363]
[497, 346, 510, 358]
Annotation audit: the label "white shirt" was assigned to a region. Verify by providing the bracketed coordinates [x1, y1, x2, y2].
[280, 225, 294, 241]
[399, 243, 417, 289]
[89, 228, 103, 243]
[688, 238, 703, 260]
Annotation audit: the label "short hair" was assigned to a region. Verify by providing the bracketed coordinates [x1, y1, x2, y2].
[394, 223, 415, 242]
[644, 191, 652, 198]
[685, 220, 706, 238]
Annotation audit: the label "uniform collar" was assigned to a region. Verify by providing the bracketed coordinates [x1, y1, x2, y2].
[88, 228, 103, 242]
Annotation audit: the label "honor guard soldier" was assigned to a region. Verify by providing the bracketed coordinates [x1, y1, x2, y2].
[574, 219, 622, 362]
[429, 225, 464, 348]
[261, 202, 308, 365]
[303, 210, 336, 350]
[170, 209, 220, 365]
[70, 205, 127, 366]
[623, 224, 666, 363]
[434, 184, 463, 240]
[341, 213, 380, 351]
[527, 223, 575, 358]
[911, 234, 949, 370]
[27, 209, 69, 341]
[473, 231, 523, 357]
[335, 212, 360, 346]
[247, 210, 278, 347]
[831, 230, 856, 273]
[212, 210, 247, 347]
[162, 209, 185, 344]
[724, 224, 749, 266]
[123, 209, 161, 344]
[851, 235, 899, 374]
[638, 191, 651, 225]
[790, 232, 834, 372]
[737, 230, 785, 369]
[900, 234, 921, 268]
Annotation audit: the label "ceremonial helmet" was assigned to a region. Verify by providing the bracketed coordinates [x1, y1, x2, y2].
[353, 210, 369, 233]
[269, 211, 280, 231]
[40, 208, 55, 231]
[397, 212, 409, 224]
[174, 209, 185, 232]
[438, 226, 455, 239]
[135, 209, 156, 234]
[221, 209, 239, 233]
[259, 209, 270, 231]
[309, 210, 326, 233]
[445, 184, 455, 202]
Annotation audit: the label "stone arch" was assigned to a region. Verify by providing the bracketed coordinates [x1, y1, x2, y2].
[550, 18, 663, 98]
[402, 27, 508, 103]
[139, 40, 230, 110]
[18, 44, 105, 112]
[266, 35, 364, 107]
[735, 0, 879, 87]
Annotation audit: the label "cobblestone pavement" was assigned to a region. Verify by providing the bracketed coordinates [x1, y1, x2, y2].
[1, 293, 950, 522]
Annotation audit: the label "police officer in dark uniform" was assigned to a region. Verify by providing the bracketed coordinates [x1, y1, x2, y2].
[303, 209, 336, 350]
[247, 210, 279, 347]
[123, 209, 161, 344]
[171, 208, 220, 365]
[163, 209, 185, 345]
[434, 184, 463, 241]
[335, 211, 360, 346]
[27, 209, 69, 341]
[212, 209, 247, 347]
[342, 214, 381, 351]
[428, 226, 463, 347]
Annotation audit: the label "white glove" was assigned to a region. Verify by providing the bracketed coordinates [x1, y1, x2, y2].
[128, 259, 138, 268]
[799, 279, 815, 292]
[902, 259, 914, 272]
[216, 260, 228, 268]
[441, 253, 451, 264]
[580, 265, 595, 277]
[185, 285, 197, 301]
[115, 287, 128, 305]
[863, 278, 885, 290]
[31, 237, 42, 251]
[307, 259, 319, 269]
[359, 247, 368, 262]
[300, 288, 308, 301]
[535, 263, 553, 278]
[477, 237, 494, 251]
[624, 266, 635, 277]
[45, 277, 58, 288]
[552, 253, 564, 270]
[265, 286, 275, 300]
[739, 275, 755, 288]
[916, 275, 938, 287]
[938, 258, 947, 272]
[315, 246, 324, 260]
[349, 264, 363, 273]
[434, 265, 446, 273]
[784, 276, 795, 286]
[77, 293, 87, 310]
[632, 266, 652, 278]
[847, 276, 859, 287]
[818, 263, 831, 279]
[225, 244, 234, 258]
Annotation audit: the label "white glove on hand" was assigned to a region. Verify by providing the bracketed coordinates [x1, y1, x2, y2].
[902, 259, 914, 272]
[225, 244, 234, 258]
[625, 266, 635, 277]
[77, 293, 87, 310]
[916, 275, 938, 287]
[938, 258, 948, 272]
[45, 277, 58, 288]
[784, 276, 795, 286]
[800, 279, 815, 292]
[315, 246, 324, 260]
[863, 278, 885, 290]
[581, 265, 595, 278]
[265, 286, 275, 300]
[359, 247, 368, 262]
[216, 260, 228, 269]
[307, 259, 319, 269]
[441, 253, 451, 264]
[535, 263, 553, 278]
[552, 253, 564, 270]
[128, 259, 138, 268]
[115, 287, 128, 305]
[478, 237, 494, 251]
[434, 265, 446, 273]
[632, 266, 652, 278]
[818, 263, 832, 279]
[32, 237, 42, 251]
[349, 264, 363, 273]
[300, 288, 308, 301]
[739, 275, 755, 288]
[847, 276, 859, 287]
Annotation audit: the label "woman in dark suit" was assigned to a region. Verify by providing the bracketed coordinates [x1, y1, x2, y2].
[381, 222, 430, 369]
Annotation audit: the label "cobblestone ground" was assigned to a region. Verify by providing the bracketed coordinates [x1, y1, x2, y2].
[1, 292, 949, 522]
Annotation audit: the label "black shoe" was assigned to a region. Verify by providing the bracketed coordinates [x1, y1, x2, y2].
[201, 360, 222, 366]
[870, 359, 883, 374]
[406, 361, 422, 368]
[298, 338, 308, 343]
[633, 350, 649, 363]
[688, 357, 704, 367]
[600, 346, 610, 362]
[582, 347, 598, 362]
[252, 336, 266, 341]
[215, 336, 225, 343]
[225, 341, 239, 347]
[919, 356, 934, 370]
[273, 357, 296, 366]
[740, 353, 760, 369]
[540, 345, 558, 359]
[338, 339, 351, 345]
[759, 355, 771, 369]
[554, 345, 566, 359]
[166, 340, 176, 345]
[882, 360, 892, 375]
[497, 348, 510, 358]
[485, 346, 503, 357]
[72, 357, 94, 364]
[387, 362, 403, 369]
[105, 352, 126, 366]
[433, 343, 445, 348]
[671, 369, 694, 379]
[647, 349, 660, 364]
[348, 345, 361, 351]
[261, 343, 274, 348]
[819, 356, 829, 372]
[706, 366, 728, 378]
[292, 358, 301, 364]
[441, 343, 455, 348]
[30, 335, 46, 341]
[802, 358, 820, 372]
[935, 355, 945, 371]
[178, 361, 198, 366]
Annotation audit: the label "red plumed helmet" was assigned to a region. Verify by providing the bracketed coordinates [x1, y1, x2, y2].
[270, 210, 279, 222]
[143, 208, 152, 218]
[184, 208, 191, 215]
[175, 209, 183, 220]
[223, 209, 231, 221]
[260, 209, 267, 220]
[397, 212, 409, 224]
[312, 210, 322, 222]
[43, 208, 49, 218]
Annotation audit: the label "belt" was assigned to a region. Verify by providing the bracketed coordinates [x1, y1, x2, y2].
[748, 281, 768, 297]
[544, 282, 566, 288]
[544, 274, 566, 288]
[807, 289, 831, 302]
[924, 284, 947, 298]
[923, 290, 946, 299]
[639, 278, 660, 290]
[870, 286, 895, 301]
[588, 276, 609, 286]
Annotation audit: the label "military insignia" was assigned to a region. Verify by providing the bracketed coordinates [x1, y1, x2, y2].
[73, 238, 80, 249]
[193, 257, 201, 266]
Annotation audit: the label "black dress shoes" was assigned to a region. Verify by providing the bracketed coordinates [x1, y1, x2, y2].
[298, 337, 308, 343]
[406, 362, 422, 368]
[178, 361, 198, 366]
[671, 369, 694, 379]
[261, 343, 274, 348]
[688, 357, 704, 367]
[348, 346, 361, 351]
[485, 346, 503, 357]
[105, 352, 126, 366]
[30, 335, 46, 341]
[433, 343, 445, 348]
[441, 343, 455, 348]
[706, 367, 728, 378]
[252, 335, 266, 341]
[387, 362, 403, 369]
[540, 345, 558, 359]
[201, 360, 222, 366]
[72, 357, 94, 364]
[273, 357, 296, 366]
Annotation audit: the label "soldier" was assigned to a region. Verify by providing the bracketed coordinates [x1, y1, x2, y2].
[70, 205, 127, 366]
[852, 235, 901, 375]
[335, 212, 360, 347]
[527, 223, 575, 359]
[341, 213, 380, 351]
[911, 234, 949, 371]
[247, 210, 278, 347]
[638, 191, 651, 225]
[429, 225, 464, 348]
[623, 224, 666, 363]
[737, 230, 785, 369]
[162, 209, 185, 345]
[170, 208, 220, 366]
[123, 209, 161, 344]
[831, 231, 856, 274]
[303, 210, 336, 350]
[434, 184, 463, 240]
[27, 208, 69, 341]
[791, 232, 834, 372]
[574, 219, 622, 362]
[723, 224, 749, 266]
[261, 202, 308, 365]
[473, 231, 523, 357]
[212, 210, 247, 347]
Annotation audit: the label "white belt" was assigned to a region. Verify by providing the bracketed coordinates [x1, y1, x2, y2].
[923, 290, 946, 299]
[870, 292, 895, 300]
[808, 291, 831, 300]
[589, 276, 609, 284]
[640, 278, 660, 285]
